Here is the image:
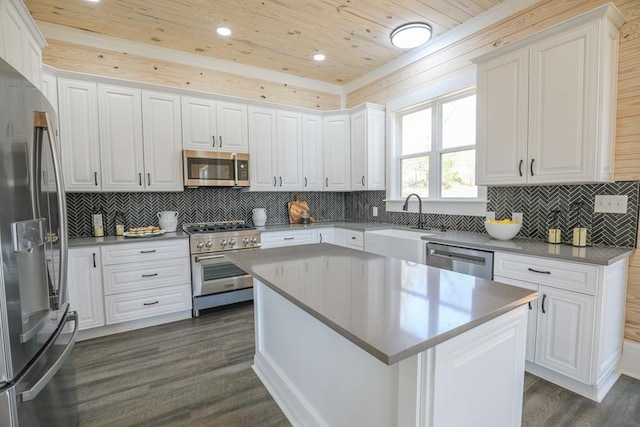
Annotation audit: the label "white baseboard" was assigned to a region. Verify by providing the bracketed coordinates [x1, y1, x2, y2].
[621, 339, 640, 380]
[77, 310, 192, 341]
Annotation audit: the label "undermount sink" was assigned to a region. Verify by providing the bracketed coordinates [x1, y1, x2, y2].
[364, 228, 432, 263]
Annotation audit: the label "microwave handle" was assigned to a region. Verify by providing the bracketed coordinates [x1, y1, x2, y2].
[232, 153, 239, 186]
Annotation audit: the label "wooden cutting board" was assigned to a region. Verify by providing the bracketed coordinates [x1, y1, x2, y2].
[287, 194, 316, 224]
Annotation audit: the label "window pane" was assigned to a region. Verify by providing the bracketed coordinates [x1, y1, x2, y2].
[402, 157, 429, 197]
[442, 95, 476, 149]
[441, 150, 477, 198]
[401, 108, 431, 155]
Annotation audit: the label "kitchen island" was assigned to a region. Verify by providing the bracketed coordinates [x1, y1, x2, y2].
[227, 244, 538, 427]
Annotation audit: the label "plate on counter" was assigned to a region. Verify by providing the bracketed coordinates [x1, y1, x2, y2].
[123, 230, 166, 238]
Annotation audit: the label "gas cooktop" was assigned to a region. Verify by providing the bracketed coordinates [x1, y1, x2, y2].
[183, 221, 256, 234]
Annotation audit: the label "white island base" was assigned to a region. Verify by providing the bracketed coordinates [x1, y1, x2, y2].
[253, 281, 529, 427]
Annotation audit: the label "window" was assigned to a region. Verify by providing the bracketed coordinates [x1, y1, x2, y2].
[397, 90, 478, 199]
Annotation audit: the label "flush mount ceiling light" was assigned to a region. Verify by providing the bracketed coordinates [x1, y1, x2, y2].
[390, 22, 432, 49]
[313, 53, 326, 61]
[216, 27, 232, 36]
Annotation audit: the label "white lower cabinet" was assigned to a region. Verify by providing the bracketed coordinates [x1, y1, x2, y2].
[494, 251, 627, 401]
[261, 229, 317, 249]
[346, 230, 364, 250]
[67, 246, 105, 330]
[316, 228, 334, 244]
[104, 285, 191, 325]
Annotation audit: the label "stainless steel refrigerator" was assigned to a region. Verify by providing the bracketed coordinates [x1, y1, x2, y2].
[0, 57, 78, 426]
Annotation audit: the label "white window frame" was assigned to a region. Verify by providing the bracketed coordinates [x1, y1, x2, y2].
[385, 69, 487, 216]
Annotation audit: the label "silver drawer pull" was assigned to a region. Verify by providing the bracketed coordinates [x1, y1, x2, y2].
[284, 237, 294, 241]
[143, 301, 159, 306]
[528, 268, 551, 275]
[140, 250, 157, 254]
[142, 273, 158, 278]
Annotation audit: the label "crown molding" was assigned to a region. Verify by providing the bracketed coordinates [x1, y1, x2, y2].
[36, 21, 345, 98]
[343, 0, 542, 94]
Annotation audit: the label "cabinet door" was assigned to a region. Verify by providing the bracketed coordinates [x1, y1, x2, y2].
[528, 23, 599, 184]
[366, 107, 385, 190]
[142, 91, 183, 191]
[23, 34, 42, 87]
[323, 114, 350, 190]
[350, 109, 366, 190]
[2, 1, 24, 72]
[316, 228, 334, 244]
[98, 85, 145, 191]
[57, 79, 101, 191]
[217, 101, 248, 153]
[493, 275, 538, 363]
[248, 106, 277, 190]
[475, 49, 529, 185]
[67, 247, 105, 330]
[276, 110, 303, 190]
[41, 73, 58, 111]
[182, 96, 217, 150]
[302, 113, 323, 190]
[535, 285, 594, 383]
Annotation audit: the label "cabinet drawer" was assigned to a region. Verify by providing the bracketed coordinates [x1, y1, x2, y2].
[105, 284, 191, 325]
[101, 239, 189, 265]
[261, 229, 316, 248]
[103, 257, 190, 295]
[346, 230, 364, 249]
[494, 252, 598, 295]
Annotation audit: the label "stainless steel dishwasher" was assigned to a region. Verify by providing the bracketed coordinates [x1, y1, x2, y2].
[425, 242, 494, 279]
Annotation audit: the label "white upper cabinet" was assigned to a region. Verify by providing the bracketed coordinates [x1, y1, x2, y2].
[41, 72, 58, 111]
[302, 113, 323, 190]
[1, 0, 45, 87]
[350, 104, 385, 190]
[98, 85, 145, 192]
[182, 96, 248, 153]
[249, 106, 302, 191]
[475, 4, 623, 186]
[323, 113, 351, 191]
[142, 91, 183, 191]
[58, 78, 102, 191]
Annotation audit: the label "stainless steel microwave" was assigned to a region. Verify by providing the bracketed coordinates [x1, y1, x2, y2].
[183, 150, 250, 187]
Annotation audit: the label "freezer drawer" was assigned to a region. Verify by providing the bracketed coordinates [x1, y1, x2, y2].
[0, 311, 79, 427]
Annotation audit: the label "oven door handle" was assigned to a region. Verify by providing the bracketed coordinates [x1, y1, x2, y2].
[195, 254, 226, 262]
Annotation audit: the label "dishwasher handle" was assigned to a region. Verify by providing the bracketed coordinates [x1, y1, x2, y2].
[428, 248, 488, 266]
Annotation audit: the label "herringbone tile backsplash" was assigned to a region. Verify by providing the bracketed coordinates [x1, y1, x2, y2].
[67, 182, 639, 248]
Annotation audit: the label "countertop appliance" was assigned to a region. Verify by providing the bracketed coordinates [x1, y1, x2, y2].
[184, 221, 261, 316]
[425, 242, 494, 280]
[0, 58, 78, 425]
[183, 150, 249, 187]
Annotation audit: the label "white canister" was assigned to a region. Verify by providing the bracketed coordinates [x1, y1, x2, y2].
[252, 208, 267, 226]
[157, 211, 178, 232]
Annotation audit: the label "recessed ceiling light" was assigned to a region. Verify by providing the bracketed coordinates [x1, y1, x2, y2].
[313, 53, 326, 61]
[86, 0, 100, 2]
[390, 22, 432, 49]
[216, 27, 232, 36]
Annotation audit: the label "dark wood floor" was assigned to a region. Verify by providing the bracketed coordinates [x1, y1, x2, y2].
[71, 302, 640, 426]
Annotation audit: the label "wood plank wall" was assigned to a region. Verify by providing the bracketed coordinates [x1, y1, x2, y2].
[347, 0, 640, 343]
[41, 40, 341, 110]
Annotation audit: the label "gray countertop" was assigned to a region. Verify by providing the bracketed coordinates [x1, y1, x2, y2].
[69, 231, 188, 247]
[260, 221, 633, 265]
[226, 244, 538, 365]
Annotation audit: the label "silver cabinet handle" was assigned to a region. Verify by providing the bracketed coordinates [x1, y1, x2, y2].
[93, 253, 96, 268]
[541, 294, 547, 314]
[326, 177, 329, 187]
[519, 160, 523, 177]
[304, 177, 308, 187]
[219, 136, 222, 148]
[140, 249, 156, 254]
[528, 268, 551, 275]
[21, 312, 78, 402]
[143, 301, 159, 306]
[273, 176, 276, 187]
[528, 301, 532, 310]
[361, 176, 365, 185]
[147, 172, 151, 186]
[530, 158, 535, 176]
[212, 136, 215, 147]
[138, 172, 142, 186]
[94, 171, 98, 186]
[319, 233, 323, 243]
[142, 273, 158, 278]
[279, 176, 282, 187]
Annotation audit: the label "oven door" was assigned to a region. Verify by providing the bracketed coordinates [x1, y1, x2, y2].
[191, 252, 253, 297]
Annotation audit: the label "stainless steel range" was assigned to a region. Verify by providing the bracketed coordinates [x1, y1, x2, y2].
[184, 221, 261, 317]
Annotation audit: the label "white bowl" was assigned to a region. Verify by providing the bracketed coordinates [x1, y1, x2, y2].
[484, 221, 522, 240]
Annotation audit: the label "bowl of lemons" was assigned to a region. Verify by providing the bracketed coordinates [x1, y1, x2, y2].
[484, 218, 522, 240]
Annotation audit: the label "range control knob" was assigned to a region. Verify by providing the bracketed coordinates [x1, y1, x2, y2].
[205, 241, 214, 248]
[228, 238, 236, 246]
[196, 242, 204, 249]
[220, 239, 228, 247]
[242, 237, 250, 245]
[250, 237, 258, 244]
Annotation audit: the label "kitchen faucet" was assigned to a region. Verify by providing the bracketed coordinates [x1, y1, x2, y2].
[402, 193, 423, 229]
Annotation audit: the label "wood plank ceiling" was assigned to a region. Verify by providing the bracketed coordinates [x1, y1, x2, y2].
[23, 0, 505, 85]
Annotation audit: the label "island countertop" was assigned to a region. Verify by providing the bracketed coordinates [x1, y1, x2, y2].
[227, 244, 538, 365]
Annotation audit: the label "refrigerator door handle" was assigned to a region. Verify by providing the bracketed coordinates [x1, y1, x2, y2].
[20, 312, 78, 402]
